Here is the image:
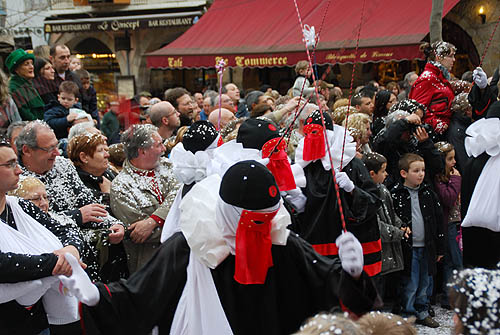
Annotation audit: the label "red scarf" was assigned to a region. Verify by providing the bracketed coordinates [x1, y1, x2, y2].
[261, 138, 296, 191]
[133, 169, 165, 204]
[234, 209, 279, 284]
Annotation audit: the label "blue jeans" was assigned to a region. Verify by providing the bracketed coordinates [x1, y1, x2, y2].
[441, 222, 463, 304]
[401, 247, 430, 320]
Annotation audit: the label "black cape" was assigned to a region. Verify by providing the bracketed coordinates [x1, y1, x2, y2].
[82, 232, 379, 335]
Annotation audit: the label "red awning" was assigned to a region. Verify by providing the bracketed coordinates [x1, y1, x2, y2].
[147, 0, 460, 69]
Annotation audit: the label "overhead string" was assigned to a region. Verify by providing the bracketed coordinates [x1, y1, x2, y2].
[479, 14, 500, 68]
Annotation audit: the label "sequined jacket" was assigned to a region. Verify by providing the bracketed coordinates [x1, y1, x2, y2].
[110, 158, 180, 272]
[409, 62, 455, 135]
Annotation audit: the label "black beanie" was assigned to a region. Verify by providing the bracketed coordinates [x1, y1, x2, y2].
[236, 118, 279, 150]
[304, 109, 333, 130]
[219, 160, 280, 210]
[182, 121, 218, 154]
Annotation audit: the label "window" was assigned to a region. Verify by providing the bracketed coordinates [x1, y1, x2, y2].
[24, 0, 49, 12]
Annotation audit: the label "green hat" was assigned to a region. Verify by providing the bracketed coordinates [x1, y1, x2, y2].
[5, 49, 35, 74]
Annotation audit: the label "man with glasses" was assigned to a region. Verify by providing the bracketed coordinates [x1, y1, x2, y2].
[0, 141, 85, 334]
[16, 121, 125, 279]
[149, 101, 180, 142]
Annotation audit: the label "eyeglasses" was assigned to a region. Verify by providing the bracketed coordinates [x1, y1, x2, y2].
[34, 144, 59, 153]
[0, 161, 18, 169]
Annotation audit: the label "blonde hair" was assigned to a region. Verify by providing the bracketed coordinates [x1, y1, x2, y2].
[332, 105, 352, 125]
[9, 177, 45, 198]
[295, 60, 309, 75]
[357, 312, 416, 335]
[292, 312, 364, 335]
[342, 112, 370, 142]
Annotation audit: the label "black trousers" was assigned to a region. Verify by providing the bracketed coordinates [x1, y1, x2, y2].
[462, 226, 500, 269]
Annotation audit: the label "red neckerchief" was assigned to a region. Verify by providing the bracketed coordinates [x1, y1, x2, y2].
[133, 169, 165, 204]
[234, 208, 279, 284]
[261, 137, 296, 191]
[303, 122, 326, 161]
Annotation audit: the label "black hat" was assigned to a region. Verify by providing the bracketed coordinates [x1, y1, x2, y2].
[304, 109, 333, 130]
[220, 160, 280, 210]
[182, 121, 218, 154]
[236, 118, 279, 150]
[485, 101, 500, 119]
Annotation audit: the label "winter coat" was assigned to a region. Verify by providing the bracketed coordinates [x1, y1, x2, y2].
[44, 100, 73, 139]
[32, 75, 58, 105]
[110, 159, 180, 273]
[376, 184, 405, 275]
[373, 118, 443, 189]
[435, 175, 461, 231]
[292, 75, 315, 98]
[8, 74, 45, 121]
[80, 85, 99, 125]
[468, 66, 499, 121]
[0, 96, 21, 129]
[409, 62, 455, 135]
[101, 111, 120, 144]
[235, 99, 249, 118]
[447, 112, 472, 173]
[391, 182, 445, 275]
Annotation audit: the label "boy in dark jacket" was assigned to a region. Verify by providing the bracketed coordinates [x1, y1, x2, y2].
[44, 81, 81, 139]
[391, 153, 444, 328]
[74, 69, 99, 127]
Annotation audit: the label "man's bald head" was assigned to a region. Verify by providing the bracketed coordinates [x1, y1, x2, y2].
[149, 101, 180, 138]
[209, 108, 236, 130]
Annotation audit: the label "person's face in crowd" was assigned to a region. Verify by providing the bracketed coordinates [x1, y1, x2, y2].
[110, 102, 119, 114]
[220, 94, 234, 108]
[321, 87, 330, 101]
[165, 105, 181, 129]
[58, 92, 77, 109]
[141, 132, 166, 169]
[445, 149, 456, 173]
[225, 84, 240, 103]
[221, 112, 236, 129]
[401, 160, 425, 188]
[69, 57, 82, 71]
[409, 73, 418, 87]
[139, 96, 150, 107]
[15, 59, 35, 79]
[51, 46, 71, 74]
[0, 146, 22, 193]
[80, 77, 90, 90]
[26, 128, 60, 173]
[202, 97, 212, 113]
[24, 185, 49, 213]
[82, 143, 109, 176]
[438, 52, 455, 72]
[40, 62, 55, 81]
[194, 93, 204, 108]
[192, 97, 201, 114]
[10, 127, 23, 154]
[357, 97, 374, 115]
[386, 93, 397, 111]
[390, 86, 399, 97]
[370, 162, 388, 185]
[176, 94, 194, 119]
[360, 121, 372, 145]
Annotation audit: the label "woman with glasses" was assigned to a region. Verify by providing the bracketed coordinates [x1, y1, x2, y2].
[409, 41, 456, 138]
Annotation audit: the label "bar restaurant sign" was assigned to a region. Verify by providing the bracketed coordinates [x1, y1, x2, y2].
[45, 16, 198, 33]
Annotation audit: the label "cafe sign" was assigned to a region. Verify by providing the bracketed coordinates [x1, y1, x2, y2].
[45, 16, 198, 33]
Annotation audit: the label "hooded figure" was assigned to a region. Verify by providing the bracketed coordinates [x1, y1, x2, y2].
[294, 110, 382, 276]
[59, 161, 379, 335]
[461, 101, 500, 269]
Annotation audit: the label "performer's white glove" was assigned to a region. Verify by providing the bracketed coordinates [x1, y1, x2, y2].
[335, 172, 355, 192]
[58, 253, 100, 306]
[336, 232, 363, 278]
[281, 188, 307, 213]
[473, 67, 488, 89]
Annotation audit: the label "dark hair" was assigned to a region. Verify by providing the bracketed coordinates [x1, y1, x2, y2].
[164, 87, 189, 109]
[435, 141, 454, 183]
[399, 153, 424, 172]
[34, 57, 51, 78]
[245, 91, 264, 111]
[59, 81, 79, 96]
[420, 41, 456, 61]
[49, 44, 69, 57]
[389, 99, 426, 115]
[374, 90, 392, 118]
[360, 87, 376, 99]
[351, 89, 374, 107]
[250, 103, 272, 118]
[362, 152, 387, 174]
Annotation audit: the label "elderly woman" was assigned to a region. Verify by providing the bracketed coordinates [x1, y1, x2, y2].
[0, 68, 21, 130]
[32, 57, 57, 104]
[6, 49, 45, 120]
[67, 133, 116, 207]
[343, 112, 372, 158]
[410, 41, 456, 136]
